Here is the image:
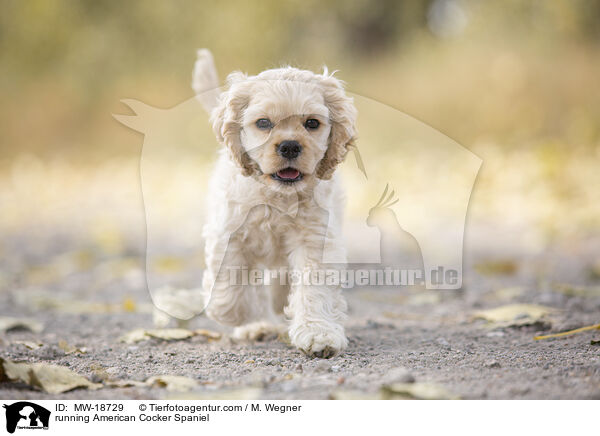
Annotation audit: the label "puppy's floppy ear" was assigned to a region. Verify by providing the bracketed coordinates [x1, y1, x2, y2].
[316, 72, 357, 180]
[210, 71, 259, 176]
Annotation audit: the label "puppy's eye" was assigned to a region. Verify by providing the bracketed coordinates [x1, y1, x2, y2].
[255, 118, 273, 130]
[304, 118, 320, 130]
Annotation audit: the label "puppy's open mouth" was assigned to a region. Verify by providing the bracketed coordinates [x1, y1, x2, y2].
[271, 167, 303, 183]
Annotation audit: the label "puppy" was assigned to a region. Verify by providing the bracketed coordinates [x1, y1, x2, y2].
[196, 52, 357, 357]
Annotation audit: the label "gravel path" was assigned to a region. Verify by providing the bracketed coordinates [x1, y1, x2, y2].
[1, 230, 600, 400]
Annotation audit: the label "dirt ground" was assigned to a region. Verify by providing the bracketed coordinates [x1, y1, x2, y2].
[1, 227, 600, 400]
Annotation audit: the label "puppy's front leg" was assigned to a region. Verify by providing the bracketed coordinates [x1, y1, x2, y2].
[285, 245, 348, 358]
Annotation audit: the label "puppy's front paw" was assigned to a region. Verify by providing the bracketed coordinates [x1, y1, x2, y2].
[289, 323, 348, 358]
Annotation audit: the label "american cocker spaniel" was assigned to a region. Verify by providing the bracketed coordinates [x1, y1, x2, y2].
[194, 50, 357, 357]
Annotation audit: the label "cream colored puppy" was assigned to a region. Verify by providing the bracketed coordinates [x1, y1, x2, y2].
[197, 53, 357, 358]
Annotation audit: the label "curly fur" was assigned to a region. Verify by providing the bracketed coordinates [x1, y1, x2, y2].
[199, 61, 357, 357]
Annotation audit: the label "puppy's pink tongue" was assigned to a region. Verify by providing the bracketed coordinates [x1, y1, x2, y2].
[277, 168, 300, 179]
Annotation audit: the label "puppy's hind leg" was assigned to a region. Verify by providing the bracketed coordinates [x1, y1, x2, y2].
[203, 234, 258, 326]
[232, 321, 286, 341]
[232, 282, 288, 342]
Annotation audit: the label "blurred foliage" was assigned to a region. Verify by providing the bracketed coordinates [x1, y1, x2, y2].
[0, 0, 599, 253]
[1, 0, 600, 162]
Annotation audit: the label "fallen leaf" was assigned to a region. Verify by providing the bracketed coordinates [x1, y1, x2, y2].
[473, 304, 555, 328]
[118, 328, 149, 344]
[329, 390, 382, 400]
[194, 329, 222, 341]
[0, 358, 102, 394]
[88, 364, 110, 382]
[118, 328, 217, 344]
[534, 323, 600, 340]
[106, 379, 146, 388]
[13, 341, 43, 350]
[15, 290, 149, 314]
[58, 340, 88, 355]
[0, 317, 43, 333]
[554, 284, 600, 298]
[122, 297, 137, 312]
[146, 329, 195, 341]
[146, 375, 199, 392]
[474, 259, 518, 276]
[381, 382, 459, 400]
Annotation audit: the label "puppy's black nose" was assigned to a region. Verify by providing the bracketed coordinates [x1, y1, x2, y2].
[277, 140, 302, 159]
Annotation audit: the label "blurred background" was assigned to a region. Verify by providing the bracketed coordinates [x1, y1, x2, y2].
[1, 0, 599, 303]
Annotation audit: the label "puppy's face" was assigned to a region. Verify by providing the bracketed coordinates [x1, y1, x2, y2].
[241, 81, 331, 192]
[212, 68, 357, 194]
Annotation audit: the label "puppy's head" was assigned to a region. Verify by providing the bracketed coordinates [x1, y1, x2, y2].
[211, 67, 356, 193]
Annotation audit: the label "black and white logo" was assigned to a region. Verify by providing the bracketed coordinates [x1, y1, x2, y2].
[3, 402, 50, 433]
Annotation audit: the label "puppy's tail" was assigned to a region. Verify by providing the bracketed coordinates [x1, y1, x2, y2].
[192, 49, 222, 113]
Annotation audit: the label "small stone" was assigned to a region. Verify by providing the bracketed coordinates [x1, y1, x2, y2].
[485, 360, 501, 368]
[295, 364, 303, 373]
[337, 377, 345, 385]
[244, 359, 255, 364]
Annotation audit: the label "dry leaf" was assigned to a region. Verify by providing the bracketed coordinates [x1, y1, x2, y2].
[554, 284, 600, 298]
[474, 260, 518, 276]
[194, 329, 222, 341]
[381, 382, 459, 400]
[534, 323, 600, 340]
[0, 317, 43, 333]
[119, 328, 215, 343]
[15, 291, 150, 315]
[58, 340, 87, 355]
[473, 304, 554, 328]
[106, 379, 147, 388]
[13, 341, 43, 350]
[146, 329, 195, 341]
[146, 375, 199, 392]
[122, 297, 137, 312]
[118, 328, 149, 344]
[329, 390, 382, 400]
[0, 358, 101, 394]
